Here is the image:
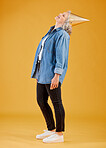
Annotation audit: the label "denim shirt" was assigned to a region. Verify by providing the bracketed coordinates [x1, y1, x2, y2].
[30, 25, 70, 85]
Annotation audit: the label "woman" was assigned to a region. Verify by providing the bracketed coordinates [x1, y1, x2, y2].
[31, 10, 72, 143]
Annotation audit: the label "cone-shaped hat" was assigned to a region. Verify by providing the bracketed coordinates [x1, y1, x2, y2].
[69, 12, 90, 26]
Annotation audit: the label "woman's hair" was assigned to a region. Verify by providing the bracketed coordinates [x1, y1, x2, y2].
[62, 10, 72, 36]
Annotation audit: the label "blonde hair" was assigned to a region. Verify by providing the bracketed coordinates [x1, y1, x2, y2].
[62, 10, 72, 36]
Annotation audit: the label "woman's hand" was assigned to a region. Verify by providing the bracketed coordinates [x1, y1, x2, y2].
[50, 73, 60, 90]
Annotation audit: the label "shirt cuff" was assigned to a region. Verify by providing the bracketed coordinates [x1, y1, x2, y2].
[54, 67, 64, 75]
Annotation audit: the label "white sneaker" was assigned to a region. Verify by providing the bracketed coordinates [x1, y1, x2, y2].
[36, 129, 56, 140]
[43, 133, 64, 143]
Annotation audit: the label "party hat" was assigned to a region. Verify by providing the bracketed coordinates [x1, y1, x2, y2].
[69, 12, 90, 26]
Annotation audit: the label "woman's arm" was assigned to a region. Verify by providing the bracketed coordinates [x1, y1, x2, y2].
[54, 33, 69, 75]
[50, 33, 70, 89]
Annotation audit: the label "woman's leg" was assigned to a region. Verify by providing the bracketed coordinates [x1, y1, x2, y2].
[36, 82, 55, 131]
[45, 82, 65, 134]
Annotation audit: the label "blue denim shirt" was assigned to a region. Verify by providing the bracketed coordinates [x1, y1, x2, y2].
[30, 25, 70, 85]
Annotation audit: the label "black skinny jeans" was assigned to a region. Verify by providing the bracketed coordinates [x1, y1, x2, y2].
[36, 81, 65, 132]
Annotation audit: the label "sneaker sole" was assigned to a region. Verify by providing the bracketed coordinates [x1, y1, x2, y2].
[43, 139, 64, 143]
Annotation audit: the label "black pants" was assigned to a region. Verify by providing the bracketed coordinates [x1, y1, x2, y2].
[36, 81, 65, 132]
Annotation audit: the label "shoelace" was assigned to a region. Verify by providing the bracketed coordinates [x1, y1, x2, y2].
[46, 133, 60, 139]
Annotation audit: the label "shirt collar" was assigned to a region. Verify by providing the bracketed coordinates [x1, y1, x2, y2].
[49, 25, 63, 33]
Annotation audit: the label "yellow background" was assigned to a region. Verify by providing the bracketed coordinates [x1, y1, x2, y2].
[0, 0, 106, 147]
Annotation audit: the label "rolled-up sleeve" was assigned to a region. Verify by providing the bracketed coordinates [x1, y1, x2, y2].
[54, 33, 69, 75]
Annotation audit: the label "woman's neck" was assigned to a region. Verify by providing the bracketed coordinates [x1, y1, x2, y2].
[54, 24, 63, 30]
